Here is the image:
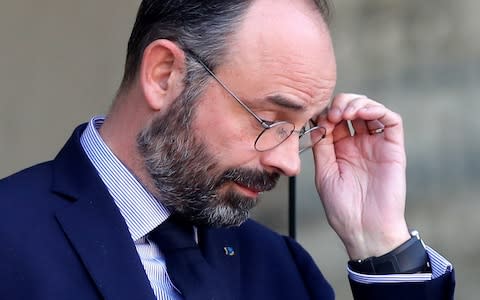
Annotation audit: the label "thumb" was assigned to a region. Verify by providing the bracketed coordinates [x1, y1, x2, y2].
[311, 112, 340, 183]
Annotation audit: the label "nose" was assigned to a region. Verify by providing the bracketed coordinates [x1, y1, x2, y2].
[259, 136, 301, 177]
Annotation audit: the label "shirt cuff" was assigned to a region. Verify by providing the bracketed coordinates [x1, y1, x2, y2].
[348, 245, 453, 284]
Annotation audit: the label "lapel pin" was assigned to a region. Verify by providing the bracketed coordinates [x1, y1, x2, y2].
[223, 246, 235, 256]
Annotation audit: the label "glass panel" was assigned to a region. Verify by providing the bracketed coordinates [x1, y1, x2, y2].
[255, 122, 294, 151]
[299, 126, 326, 152]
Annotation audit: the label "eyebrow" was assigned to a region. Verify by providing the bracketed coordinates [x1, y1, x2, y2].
[264, 95, 306, 112]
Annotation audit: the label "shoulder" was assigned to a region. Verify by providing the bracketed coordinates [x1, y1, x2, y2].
[0, 161, 54, 199]
[0, 161, 61, 230]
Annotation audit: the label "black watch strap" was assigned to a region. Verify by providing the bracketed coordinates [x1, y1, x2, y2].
[348, 231, 431, 275]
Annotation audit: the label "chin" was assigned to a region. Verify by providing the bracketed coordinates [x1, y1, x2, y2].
[186, 201, 254, 228]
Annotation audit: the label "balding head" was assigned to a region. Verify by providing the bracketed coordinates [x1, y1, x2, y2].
[118, 0, 331, 94]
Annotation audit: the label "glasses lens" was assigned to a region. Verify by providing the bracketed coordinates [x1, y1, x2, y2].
[255, 121, 295, 151]
[299, 126, 326, 153]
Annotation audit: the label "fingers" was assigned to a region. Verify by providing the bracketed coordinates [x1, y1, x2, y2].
[326, 93, 403, 141]
[328, 94, 383, 123]
[311, 93, 405, 176]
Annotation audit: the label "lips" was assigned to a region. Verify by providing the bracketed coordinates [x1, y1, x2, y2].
[216, 168, 280, 197]
[233, 182, 262, 197]
[232, 178, 279, 196]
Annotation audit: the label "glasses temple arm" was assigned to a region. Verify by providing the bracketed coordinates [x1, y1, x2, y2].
[186, 50, 268, 127]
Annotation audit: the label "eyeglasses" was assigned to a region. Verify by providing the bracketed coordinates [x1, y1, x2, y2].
[187, 51, 326, 153]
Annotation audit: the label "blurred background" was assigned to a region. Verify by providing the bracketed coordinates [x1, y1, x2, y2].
[0, 0, 478, 299]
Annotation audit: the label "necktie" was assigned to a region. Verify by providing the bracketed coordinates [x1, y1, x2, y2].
[148, 216, 226, 300]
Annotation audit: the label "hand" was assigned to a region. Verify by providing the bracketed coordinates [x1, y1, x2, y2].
[312, 93, 410, 260]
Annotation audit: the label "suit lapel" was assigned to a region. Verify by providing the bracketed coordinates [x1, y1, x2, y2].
[198, 226, 241, 300]
[52, 125, 156, 300]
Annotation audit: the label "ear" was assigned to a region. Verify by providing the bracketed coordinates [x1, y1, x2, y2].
[139, 39, 186, 111]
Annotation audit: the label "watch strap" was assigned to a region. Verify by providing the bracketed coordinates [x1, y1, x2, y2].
[348, 231, 431, 275]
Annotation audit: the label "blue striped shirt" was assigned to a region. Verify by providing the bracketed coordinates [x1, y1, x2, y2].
[80, 115, 453, 297]
[80, 116, 181, 300]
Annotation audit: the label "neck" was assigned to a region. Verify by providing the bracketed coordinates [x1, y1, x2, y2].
[99, 87, 158, 195]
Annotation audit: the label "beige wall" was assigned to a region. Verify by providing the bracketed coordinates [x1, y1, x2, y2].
[0, 1, 138, 175]
[1, 1, 479, 299]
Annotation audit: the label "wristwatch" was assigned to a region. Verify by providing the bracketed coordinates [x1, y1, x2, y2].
[348, 230, 432, 275]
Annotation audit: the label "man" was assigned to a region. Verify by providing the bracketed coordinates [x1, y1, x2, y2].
[0, 0, 455, 299]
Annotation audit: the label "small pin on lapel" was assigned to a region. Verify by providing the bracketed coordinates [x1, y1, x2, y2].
[223, 246, 235, 256]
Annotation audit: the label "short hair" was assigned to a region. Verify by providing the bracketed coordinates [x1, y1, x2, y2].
[119, 0, 331, 94]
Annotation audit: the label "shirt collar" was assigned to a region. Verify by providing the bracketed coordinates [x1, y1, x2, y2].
[80, 116, 170, 241]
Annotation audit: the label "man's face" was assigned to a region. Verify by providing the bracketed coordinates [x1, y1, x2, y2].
[138, 0, 337, 227]
[137, 95, 280, 227]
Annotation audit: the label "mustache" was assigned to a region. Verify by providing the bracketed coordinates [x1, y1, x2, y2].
[215, 168, 280, 193]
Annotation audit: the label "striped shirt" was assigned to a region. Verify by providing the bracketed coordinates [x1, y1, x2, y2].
[80, 116, 181, 300]
[80, 115, 453, 297]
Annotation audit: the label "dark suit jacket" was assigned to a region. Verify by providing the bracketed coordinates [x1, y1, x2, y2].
[0, 125, 455, 299]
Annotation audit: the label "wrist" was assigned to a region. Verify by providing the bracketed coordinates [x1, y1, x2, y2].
[348, 230, 431, 275]
[345, 227, 411, 260]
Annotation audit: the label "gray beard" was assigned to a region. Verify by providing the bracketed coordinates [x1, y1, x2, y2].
[136, 96, 279, 227]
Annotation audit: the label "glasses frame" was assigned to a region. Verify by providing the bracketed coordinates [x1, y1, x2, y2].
[186, 50, 326, 153]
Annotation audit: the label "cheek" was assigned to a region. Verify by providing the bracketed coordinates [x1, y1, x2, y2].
[192, 101, 258, 164]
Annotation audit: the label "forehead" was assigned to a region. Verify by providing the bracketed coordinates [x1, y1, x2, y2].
[216, 0, 337, 115]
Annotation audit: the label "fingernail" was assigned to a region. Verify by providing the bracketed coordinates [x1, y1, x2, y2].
[330, 107, 341, 117]
[346, 106, 355, 113]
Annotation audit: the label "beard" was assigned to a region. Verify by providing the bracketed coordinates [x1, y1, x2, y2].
[137, 93, 280, 227]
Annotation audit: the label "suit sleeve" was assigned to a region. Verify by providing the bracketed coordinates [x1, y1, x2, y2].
[284, 236, 455, 300]
[349, 270, 455, 300]
[349, 245, 455, 299]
